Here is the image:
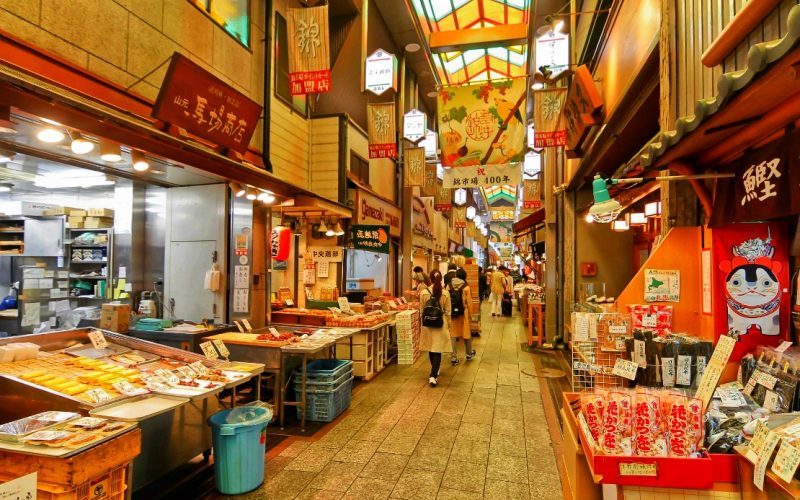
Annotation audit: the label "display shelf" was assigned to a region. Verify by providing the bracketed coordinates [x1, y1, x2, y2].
[72, 260, 108, 264]
[70, 275, 107, 280]
[69, 244, 107, 249]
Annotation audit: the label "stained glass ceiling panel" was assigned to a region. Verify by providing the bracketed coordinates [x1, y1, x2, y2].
[482, 184, 517, 206]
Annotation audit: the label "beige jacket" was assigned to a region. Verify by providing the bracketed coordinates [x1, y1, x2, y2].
[419, 286, 452, 353]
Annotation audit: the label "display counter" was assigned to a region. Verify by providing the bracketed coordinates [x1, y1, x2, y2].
[0, 328, 264, 493]
[127, 323, 238, 353]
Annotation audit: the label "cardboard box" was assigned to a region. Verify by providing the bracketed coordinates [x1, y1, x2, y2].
[68, 222, 83, 229]
[67, 216, 85, 225]
[87, 208, 114, 217]
[84, 217, 113, 228]
[68, 209, 87, 217]
[99, 303, 130, 333]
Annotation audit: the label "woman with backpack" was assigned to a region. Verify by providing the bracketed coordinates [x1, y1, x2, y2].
[419, 270, 451, 387]
[447, 268, 475, 365]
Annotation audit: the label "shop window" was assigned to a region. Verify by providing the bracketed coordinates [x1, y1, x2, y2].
[350, 152, 369, 186]
[190, 0, 250, 48]
[275, 12, 308, 115]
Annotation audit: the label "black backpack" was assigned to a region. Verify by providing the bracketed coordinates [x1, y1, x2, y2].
[422, 292, 444, 328]
[449, 283, 466, 318]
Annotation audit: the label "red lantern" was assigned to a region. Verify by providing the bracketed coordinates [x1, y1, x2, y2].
[271, 226, 291, 261]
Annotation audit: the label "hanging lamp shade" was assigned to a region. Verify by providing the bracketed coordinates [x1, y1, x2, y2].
[271, 226, 291, 261]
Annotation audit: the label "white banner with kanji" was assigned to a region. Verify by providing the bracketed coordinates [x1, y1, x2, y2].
[442, 163, 522, 188]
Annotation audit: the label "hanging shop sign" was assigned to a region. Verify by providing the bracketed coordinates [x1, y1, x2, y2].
[643, 269, 680, 302]
[287, 5, 331, 95]
[423, 129, 438, 158]
[367, 102, 397, 159]
[533, 88, 567, 148]
[352, 187, 401, 238]
[403, 109, 427, 143]
[412, 196, 434, 240]
[271, 226, 292, 261]
[422, 162, 438, 197]
[453, 206, 467, 229]
[522, 179, 541, 209]
[710, 131, 800, 226]
[152, 53, 262, 154]
[490, 242, 515, 259]
[365, 49, 398, 95]
[437, 78, 527, 167]
[307, 246, 343, 262]
[523, 151, 541, 179]
[434, 185, 452, 212]
[712, 222, 790, 362]
[536, 29, 569, 77]
[442, 163, 522, 188]
[352, 224, 390, 254]
[404, 146, 425, 187]
[564, 65, 604, 157]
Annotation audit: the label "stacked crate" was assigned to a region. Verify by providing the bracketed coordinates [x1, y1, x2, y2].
[462, 258, 481, 334]
[396, 309, 420, 365]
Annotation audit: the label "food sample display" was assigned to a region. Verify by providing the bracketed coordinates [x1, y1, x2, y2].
[325, 311, 390, 327]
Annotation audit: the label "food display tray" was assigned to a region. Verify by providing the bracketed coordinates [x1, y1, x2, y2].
[0, 421, 137, 458]
[89, 394, 189, 422]
[64, 342, 131, 359]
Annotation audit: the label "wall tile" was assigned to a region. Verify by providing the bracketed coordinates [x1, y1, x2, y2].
[212, 26, 251, 94]
[114, 0, 164, 30]
[40, 0, 128, 68]
[87, 55, 137, 89]
[1, 0, 40, 24]
[126, 15, 176, 88]
[162, 0, 213, 64]
[0, 8, 89, 68]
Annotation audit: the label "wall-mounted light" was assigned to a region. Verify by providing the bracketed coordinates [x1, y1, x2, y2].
[325, 219, 336, 237]
[588, 174, 622, 223]
[229, 182, 246, 197]
[334, 221, 345, 236]
[99, 139, 122, 162]
[245, 188, 258, 200]
[584, 213, 593, 223]
[258, 190, 276, 203]
[37, 126, 65, 144]
[318, 219, 329, 235]
[69, 131, 94, 155]
[645, 201, 662, 217]
[131, 150, 150, 172]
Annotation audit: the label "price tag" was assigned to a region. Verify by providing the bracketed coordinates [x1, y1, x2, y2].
[284, 299, 294, 307]
[612, 358, 639, 381]
[772, 439, 800, 483]
[696, 356, 707, 378]
[756, 371, 778, 390]
[577, 412, 597, 451]
[141, 373, 169, 391]
[574, 361, 603, 374]
[754, 429, 781, 491]
[744, 375, 758, 396]
[615, 339, 627, 351]
[155, 369, 180, 386]
[0, 472, 37, 500]
[776, 341, 793, 353]
[748, 421, 771, 461]
[764, 390, 781, 412]
[88, 330, 108, 349]
[634, 339, 647, 368]
[241, 319, 253, 332]
[177, 366, 196, 380]
[113, 380, 148, 396]
[233, 321, 245, 332]
[619, 463, 657, 477]
[337, 297, 351, 313]
[715, 387, 748, 407]
[399, 297, 407, 304]
[694, 336, 737, 408]
[200, 341, 219, 360]
[212, 340, 230, 358]
[189, 361, 209, 376]
[676, 355, 692, 386]
[388, 300, 398, 309]
[86, 388, 112, 403]
[661, 357, 675, 387]
[641, 314, 657, 328]
[608, 325, 627, 334]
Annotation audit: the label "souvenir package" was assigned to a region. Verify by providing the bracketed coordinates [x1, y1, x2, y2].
[598, 313, 630, 352]
[705, 388, 765, 454]
[628, 304, 674, 336]
[580, 390, 606, 442]
[663, 393, 704, 457]
[625, 333, 712, 390]
[600, 392, 633, 455]
[740, 351, 798, 414]
[633, 389, 666, 456]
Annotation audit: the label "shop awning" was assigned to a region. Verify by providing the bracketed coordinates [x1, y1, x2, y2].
[280, 195, 352, 218]
[512, 208, 545, 235]
[0, 30, 344, 206]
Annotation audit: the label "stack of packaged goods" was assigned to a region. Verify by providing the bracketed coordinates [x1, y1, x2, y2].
[396, 309, 421, 365]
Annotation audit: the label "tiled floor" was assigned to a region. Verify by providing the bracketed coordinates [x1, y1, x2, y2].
[228, 304, 563, 500]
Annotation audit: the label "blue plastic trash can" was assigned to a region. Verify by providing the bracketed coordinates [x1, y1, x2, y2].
[208, 407, 271, 495]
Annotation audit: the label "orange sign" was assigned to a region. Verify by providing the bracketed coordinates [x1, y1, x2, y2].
[564, 65, 604, 156]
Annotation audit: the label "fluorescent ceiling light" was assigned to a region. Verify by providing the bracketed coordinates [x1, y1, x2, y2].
[34, 174, 114, 189]
[37, 127, 65, 143]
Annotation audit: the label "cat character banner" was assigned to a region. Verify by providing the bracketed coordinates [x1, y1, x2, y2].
[712, 222, 790, 361]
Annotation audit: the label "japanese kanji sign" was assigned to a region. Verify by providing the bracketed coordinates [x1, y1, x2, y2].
[422, 162, 438, 197]
[153, 53, 262, 153]
[453, 207, 467, 228]
[287, 6, 331, 95]
[710, 130, 800, 226]
[365, 49, 397, 95]
[353, 186, 402, 237]
[351, 224, 390, 254]
[307, 246, 343, 262]
[442, 163, 522, 188]
[403, 109, 426, 143]
[367, 102, 396, 159]
[404, 146, 425, 187]
[437, 78, 527, 166]
[434, 185, 452, 212]
[643, 269, 680, 302]
[563, 65, 604, 156]
[522, 179, 541, 209]
[533, 88, 567, 148]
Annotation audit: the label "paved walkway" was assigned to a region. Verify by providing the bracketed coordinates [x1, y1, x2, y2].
[237, 304, 562, 500]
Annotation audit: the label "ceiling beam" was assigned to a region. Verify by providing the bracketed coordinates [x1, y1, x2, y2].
[428, 23, 529, 53]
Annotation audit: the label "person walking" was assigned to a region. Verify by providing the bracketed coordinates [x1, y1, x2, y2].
[419, 270, 451, 387]
[490, 265, 507, 316]
[412, 267, 428, 293]
[447, 268, 475, 365]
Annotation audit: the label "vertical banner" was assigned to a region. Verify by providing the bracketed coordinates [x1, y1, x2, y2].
[712, 222, 790, 362]
[434, 185, 452, 212]
[422, 162, 438, 197]
[437, 78, 527, 166]
[453, 206, 467, 228]
[533, 88, 567, 148]
[368, 103, 397, 159]
[287, 6, 331, 95]
[523, 179, 541, 209]
[404, 146, 425, 187]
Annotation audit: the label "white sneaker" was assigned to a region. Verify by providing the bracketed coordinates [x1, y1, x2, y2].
[429, 377, 438, 387]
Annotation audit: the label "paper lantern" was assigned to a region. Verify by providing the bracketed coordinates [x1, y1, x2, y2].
[271, 226, 291, 261]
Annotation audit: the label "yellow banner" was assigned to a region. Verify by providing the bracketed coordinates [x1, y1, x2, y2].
[287, 6, 331, 95]
[404, 146, 425, 187]
[368, 103, 396, 159]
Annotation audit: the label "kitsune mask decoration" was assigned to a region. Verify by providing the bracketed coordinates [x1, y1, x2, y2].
[719, 230, 782, 336]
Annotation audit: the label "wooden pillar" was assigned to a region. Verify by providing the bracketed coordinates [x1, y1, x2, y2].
[562, 186, 576, 334]
[544, 147, 559, 344]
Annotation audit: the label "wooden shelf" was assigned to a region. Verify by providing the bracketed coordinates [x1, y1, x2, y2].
[70, 244, 107, 248]
[0, 241, 23, 246]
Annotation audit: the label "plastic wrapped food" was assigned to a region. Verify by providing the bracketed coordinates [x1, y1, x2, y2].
[663, 393, 704, 457]
[600, 392, 633, 455]
[580, 391, 606, 442]
[633, 390, 666, 456]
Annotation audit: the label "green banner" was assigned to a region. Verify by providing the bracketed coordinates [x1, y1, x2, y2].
[352, 224, 390, 254]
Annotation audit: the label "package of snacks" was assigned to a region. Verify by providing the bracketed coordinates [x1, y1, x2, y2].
[633, 389, 667, 456]
[600, 392, 633, 455]
[580, 391, 606, 442]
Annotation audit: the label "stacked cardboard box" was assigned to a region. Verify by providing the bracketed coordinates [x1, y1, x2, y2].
[396, 309, 421, 365]
[462, 258, 481, 334]
[66, 209, 114, 229]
